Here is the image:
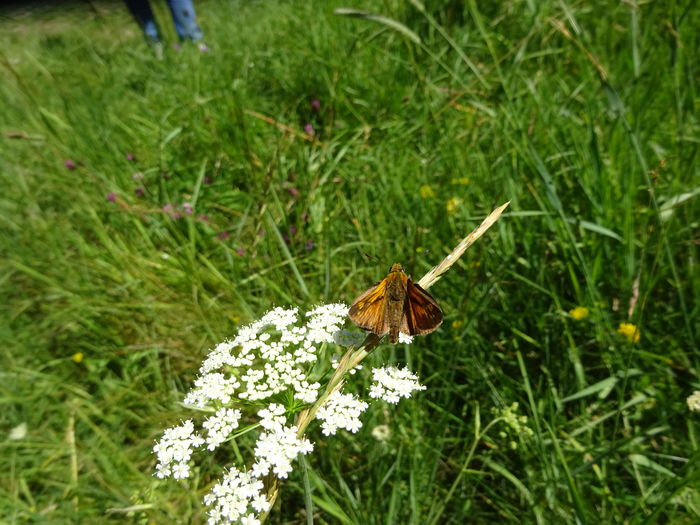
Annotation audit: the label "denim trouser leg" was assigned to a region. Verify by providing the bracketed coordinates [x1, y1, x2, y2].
[124, 0, 161, 42]
[166, 0, 204, 41]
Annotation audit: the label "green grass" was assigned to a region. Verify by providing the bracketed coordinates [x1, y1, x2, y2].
[1, 0, 699, 523]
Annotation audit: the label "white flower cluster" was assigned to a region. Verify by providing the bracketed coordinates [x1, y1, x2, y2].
[184, 305, 348, 408]
[203, 408, 242, 451]
[687, 391, 700, 412]
[153, 420, 204, 479]
[251, 404, 314, 478]
[316, 391, 369, 435]
[203, 468, 271, 525]
[369, 366, 426, 404]
[153, 303, 432, 524]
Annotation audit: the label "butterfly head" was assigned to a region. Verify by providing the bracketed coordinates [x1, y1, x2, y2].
[389, 263, 404, 273]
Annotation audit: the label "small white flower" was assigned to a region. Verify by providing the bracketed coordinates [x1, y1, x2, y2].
[397, 332, 413, 344]
[153, 420, 204, 479]
[371, 424, 391, 441]
[203, 408, 242, 450]
[257, 404, 286, 431]
[184, 373, 240, 408]
[251, 424, 313, 479]
[369, 366, 426, 404]
[241, 514, 261, 525]
[203, 468, 266, 524]
[316, 391, 369, 435]
[687, 391, 700, 412]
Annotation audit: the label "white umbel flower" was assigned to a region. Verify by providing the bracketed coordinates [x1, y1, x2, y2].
[184, 373, 241, 408]
[251, 423, 314, 479]
[687, 391, 700, 412]
[203, 408, 242, 451]
[203, 468, 270, 525]
[316, 391, 369, 435]
[153, 420, 204, 479]
[369, 366, 426, 404]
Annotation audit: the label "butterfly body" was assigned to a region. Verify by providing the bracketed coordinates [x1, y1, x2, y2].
[348, 263, 443, 344]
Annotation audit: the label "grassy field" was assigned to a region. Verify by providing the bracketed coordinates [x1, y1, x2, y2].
[2, 0, 699, 523]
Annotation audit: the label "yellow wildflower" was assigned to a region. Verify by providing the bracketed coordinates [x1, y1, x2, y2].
[617, 323, 640, 343]
[420, 185, 435, 199]
[451, 177, 470, 185]
[452, 320, 464, 329]
[72, 352, 84, 363]
[569, 306, 589, 320]
[446, 197, 462, 214]
[415, 246, 424, 253]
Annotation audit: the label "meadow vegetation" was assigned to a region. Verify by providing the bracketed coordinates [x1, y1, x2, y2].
[1, 0, 699, 523]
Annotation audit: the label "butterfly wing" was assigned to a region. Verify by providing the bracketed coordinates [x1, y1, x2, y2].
[401, 280, 443, 335]
[348, 278, 390, 335]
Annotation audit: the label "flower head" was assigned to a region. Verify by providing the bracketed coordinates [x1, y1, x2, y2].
[125, 153, 135, 161]
[617, 322, 640, 343]
[305, 240, 314, 250]
[420, 185, 435, 199]
[203, 468, 269, 525]
[304, 123, 315, 136]
[311, 99, 321, 111]
[106, 192, 117, 202]
[369, 366, 426, 404]
[64, 160, 76, 170]
[569, 306, 589, 320]
[316, 391, 368, 435]
[687, 391, 700, 412]
[72, 352, 84, 363]
[153, 420, 204, 479]
[446, 197, 462, 214]
[202, 408, 241, 451]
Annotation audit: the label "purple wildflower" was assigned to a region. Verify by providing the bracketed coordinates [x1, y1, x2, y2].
[235, 248, 245, 257]
[135, 186, 145, 196]
[203, 176, 212, 184]
[182, 203, 193, 215]
[287, 187, 300, 199]
[305, 240, 314, 250]
[289, 225, 297, 235]
[125, 153, 135, 161]
[197, 214, 209, 222]
[311, 99, 321, 111]
[257, 229, 265, 237]
[163, 204, 181, 219]
[106, 192, 117, 202]
[64, 160, 76, 170]
[172, 43, 181, 51]
[304, 123, 315, 136]
[216, 232, 229, 240]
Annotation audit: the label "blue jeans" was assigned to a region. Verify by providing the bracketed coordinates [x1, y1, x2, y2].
[125, 0, 203, 42]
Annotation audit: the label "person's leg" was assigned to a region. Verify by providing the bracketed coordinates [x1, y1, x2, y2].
[124, 0, 161, 42]
[165, 0, 204, 41]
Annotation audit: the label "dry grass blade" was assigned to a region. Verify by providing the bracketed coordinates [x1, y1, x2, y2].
[418, 201, 510, 289]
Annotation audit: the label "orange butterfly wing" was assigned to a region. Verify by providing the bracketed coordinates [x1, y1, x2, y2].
[348, 278, 390, 335]
[401, 280, 443, 336]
